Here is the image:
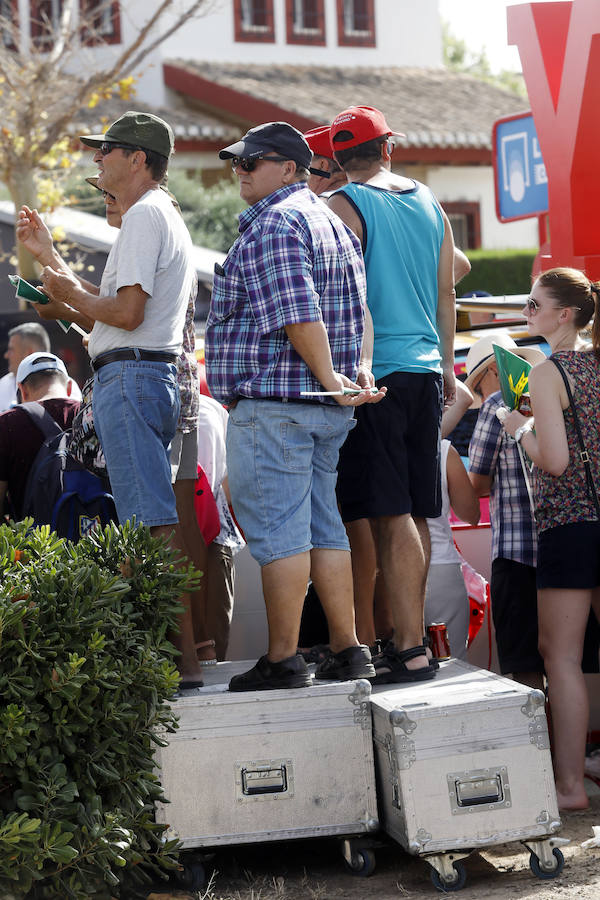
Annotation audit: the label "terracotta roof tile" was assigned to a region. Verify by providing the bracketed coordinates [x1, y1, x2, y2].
[168, 61, 526, 150]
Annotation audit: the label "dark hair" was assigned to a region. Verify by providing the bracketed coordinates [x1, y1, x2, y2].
[21, 370, 68, 391]
[536, 267, 600, 356]
[332, 133, 387, 169]
[122, 146, 169, 181]
[293, 164, 310, 183]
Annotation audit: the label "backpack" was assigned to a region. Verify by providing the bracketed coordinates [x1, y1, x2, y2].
[20, 402, 117, 542]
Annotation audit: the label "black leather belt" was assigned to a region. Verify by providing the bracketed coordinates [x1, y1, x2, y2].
[91, 349, 177, 372]
[263, 396, 325, 405]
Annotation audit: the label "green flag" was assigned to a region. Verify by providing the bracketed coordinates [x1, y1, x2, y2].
[493, 343, 532, 410]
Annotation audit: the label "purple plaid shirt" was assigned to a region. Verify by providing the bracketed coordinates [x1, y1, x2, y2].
[469, 391, 537, 567]
[204, 183, 366, 405]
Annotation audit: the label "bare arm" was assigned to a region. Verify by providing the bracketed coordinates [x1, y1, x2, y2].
[502, 361, 570, 476]
[41, 266, 147, 332]
[437, 211, 457, 407]
[446, 444, 480, 525]
[469, 471, 492, 498]
[284, 321, 384, 407]
[327, 192, 363, 246]
[453, 247, 471, 285]
[441, 380, 474, 438]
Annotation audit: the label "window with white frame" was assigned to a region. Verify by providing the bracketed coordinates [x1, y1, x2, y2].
[286, 0, 324, 44]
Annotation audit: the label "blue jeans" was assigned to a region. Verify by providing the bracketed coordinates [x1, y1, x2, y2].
[226, 399, 355, 567]
[93, 359, 179, 527]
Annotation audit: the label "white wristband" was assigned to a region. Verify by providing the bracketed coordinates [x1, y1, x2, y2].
[515, 419, 535, 443]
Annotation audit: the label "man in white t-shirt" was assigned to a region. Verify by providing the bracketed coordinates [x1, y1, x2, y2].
[37, 111, 202, 687]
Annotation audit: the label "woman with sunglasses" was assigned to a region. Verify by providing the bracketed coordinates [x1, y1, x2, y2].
[502, 267, 600, 810]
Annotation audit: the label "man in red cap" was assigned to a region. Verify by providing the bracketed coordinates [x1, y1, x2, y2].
[303, 125, 349, 198]
[328, 105, 457, 684]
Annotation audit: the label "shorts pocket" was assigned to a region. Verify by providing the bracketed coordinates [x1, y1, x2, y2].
[281, 423, 313, 472]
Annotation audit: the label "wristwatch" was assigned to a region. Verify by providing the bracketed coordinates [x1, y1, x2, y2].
[514, 420, 534, 443]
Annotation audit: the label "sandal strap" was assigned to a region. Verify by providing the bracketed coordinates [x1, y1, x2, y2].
[386, 645, 428, 664]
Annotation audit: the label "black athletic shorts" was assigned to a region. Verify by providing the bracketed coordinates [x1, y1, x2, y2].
[337, 371, 442, 522]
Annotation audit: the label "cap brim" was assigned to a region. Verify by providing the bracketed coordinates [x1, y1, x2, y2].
[389, 130, 406, 139]
[85, 175, 101, 192]
[79, 134, 108, 148]
[219, 139, 264, 160]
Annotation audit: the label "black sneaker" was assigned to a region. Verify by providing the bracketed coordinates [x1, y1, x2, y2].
[229, 654, 312, 692]
[314, 645, 375, 681]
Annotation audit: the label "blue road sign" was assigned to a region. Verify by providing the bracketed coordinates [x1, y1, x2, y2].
[493, 112, 548, 222]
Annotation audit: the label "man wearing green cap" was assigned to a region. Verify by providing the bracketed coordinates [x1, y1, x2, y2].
[36, 111, 203, 687]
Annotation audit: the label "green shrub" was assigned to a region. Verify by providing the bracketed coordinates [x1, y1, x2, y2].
[458, 248, 537, 297]
[166, 171, 244, 253]
[0, 520, 197, 899]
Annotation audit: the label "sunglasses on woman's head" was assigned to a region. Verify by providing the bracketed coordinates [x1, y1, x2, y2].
[230, 155, 288, 172]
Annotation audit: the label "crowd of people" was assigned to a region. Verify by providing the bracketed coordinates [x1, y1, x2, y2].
[3, 106, 600, 810]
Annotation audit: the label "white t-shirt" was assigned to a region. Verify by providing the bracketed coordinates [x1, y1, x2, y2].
[88, 188, 194, 359]
[196, 395, 245, 552]
[427, 440, 461, 566]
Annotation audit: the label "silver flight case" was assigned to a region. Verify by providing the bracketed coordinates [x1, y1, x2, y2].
[154, 660, 378, 874]
[371, 658, 566, 892]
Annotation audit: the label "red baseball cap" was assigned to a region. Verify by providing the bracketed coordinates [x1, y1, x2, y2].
[330, 106, 405, 151]
[303, 125, 335, 161]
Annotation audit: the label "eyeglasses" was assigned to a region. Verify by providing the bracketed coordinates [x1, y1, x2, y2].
[526, 297, 581, 316]
[99, 142, 141, 156]
[230, 155, 288, 172]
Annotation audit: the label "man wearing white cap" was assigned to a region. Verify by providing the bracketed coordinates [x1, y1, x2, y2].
[0, 352, 79, 518]
[466, 333, 546, 688]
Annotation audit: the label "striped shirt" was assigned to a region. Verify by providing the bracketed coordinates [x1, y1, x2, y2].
[469, 391, 537, 566]
[205, 183, 366, 405]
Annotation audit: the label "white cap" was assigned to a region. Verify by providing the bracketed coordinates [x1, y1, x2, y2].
[16, 351, 68, 385]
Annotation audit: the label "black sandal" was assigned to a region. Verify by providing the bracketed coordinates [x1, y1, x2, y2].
[373, 645, 436, 684]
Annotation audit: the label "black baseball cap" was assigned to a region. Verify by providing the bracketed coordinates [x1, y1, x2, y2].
[219, 122, 313, 170]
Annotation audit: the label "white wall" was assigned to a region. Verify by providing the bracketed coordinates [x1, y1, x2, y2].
[428, 165, 538, 250]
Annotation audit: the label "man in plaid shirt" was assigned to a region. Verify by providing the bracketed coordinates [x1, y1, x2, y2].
[466, 335, 545, 689]
[205, 122, 384, 691]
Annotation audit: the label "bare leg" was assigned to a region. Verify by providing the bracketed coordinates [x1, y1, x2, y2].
[173, 479, 214, 660]
[151, 522, 204, 682]
[370, 514, 430, 671]
[261, 552, 311, 662]
[538, 586, 591, 810]
[344, 519, 377, 646]
[310, 547, 360, 653]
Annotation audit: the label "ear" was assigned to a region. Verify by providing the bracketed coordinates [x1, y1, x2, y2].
[282, 160, 297, 182]
[17, 381, 28, 402]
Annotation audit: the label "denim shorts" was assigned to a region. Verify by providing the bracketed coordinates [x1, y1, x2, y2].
[92, 359, 180, 527]
[226, 399, 355, 567]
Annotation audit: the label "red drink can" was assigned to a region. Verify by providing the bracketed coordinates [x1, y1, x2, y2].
[427, 622, 451, 660]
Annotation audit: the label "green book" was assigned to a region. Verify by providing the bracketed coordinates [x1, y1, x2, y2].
[8, 274, 71, 333]
[493, 343, 533, 411]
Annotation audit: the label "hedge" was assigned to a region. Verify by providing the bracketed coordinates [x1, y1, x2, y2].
[457, 248, 537, 297]
[0, 520, 198, 899]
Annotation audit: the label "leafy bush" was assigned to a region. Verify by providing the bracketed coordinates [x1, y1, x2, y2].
[0, 520, 196, 899]
[165, 170, 244, 253]
[458, 248, 537, 297]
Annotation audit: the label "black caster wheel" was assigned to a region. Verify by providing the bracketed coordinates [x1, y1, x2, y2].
[344, 848, 376, 877]
[178, 859, 206, 892]
[430, 860, 467, 892]
[529, 847, 564, 879]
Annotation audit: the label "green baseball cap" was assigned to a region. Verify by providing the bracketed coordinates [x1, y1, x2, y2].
[79, 110, 174, 159]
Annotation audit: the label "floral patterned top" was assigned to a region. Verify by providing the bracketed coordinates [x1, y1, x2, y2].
[534, 350, 600, 532]
[176, 275, 200, 433]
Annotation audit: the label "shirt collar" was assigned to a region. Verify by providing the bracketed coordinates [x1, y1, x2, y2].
[238, 183, 307, 233]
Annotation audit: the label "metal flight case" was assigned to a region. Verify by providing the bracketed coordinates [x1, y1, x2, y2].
[154, 660, 379, 888]
[370, 658, 566, 892]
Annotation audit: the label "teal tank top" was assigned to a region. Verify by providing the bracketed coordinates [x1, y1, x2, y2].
[338, 180, 445, 378]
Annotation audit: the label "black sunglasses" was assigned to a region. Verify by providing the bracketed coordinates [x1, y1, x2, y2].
[230, 155, 288, 172]
[99, 142, 141, 156]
